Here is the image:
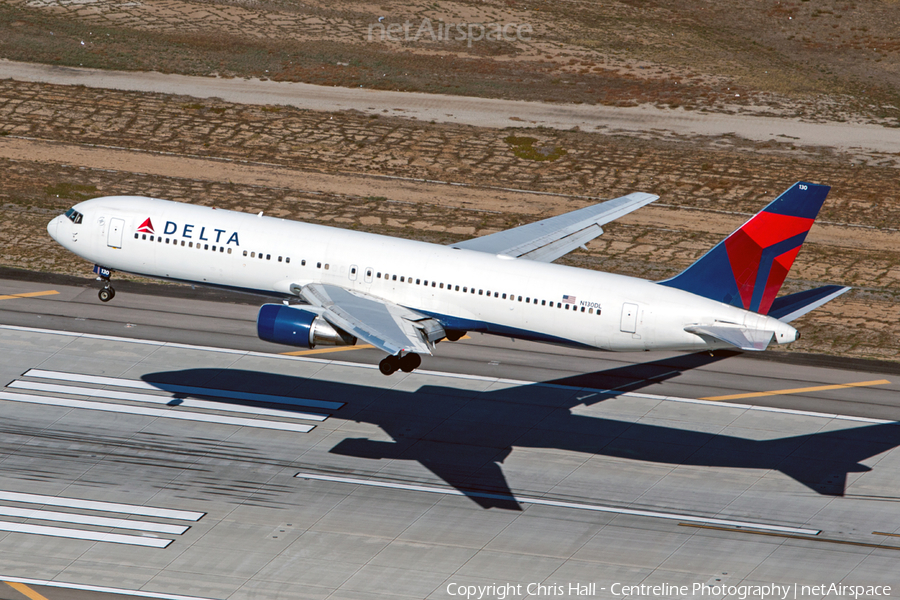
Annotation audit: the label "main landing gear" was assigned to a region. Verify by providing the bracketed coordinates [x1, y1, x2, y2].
[379, 353, 421, 376]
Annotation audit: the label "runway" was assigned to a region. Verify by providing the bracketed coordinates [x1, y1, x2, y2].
[0, 275, 899, 600]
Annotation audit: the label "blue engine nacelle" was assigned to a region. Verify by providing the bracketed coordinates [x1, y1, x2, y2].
[257, 304, 356, 348]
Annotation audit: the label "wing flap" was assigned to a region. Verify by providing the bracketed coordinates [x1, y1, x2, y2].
[685, 325, 775, 352]
[298, 283, 442, 356]
[451, 192, 657, 262]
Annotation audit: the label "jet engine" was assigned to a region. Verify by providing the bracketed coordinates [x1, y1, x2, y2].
[257, 304, 356, 348]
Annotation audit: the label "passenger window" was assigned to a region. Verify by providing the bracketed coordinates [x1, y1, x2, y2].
[463, 287, 467, 293]
[479, 290, 483, 295]
[317, 262, 321, 268]
[286, 257, 290, 263]
[440, 283, 444, 289]
[401, 276, 405, 282]
[212, 246, 216, 251]
[251, 252, 256, 258]
[158, 237, 162, 243]
[542, 300, 546, 306]
[377, 272, 382, 278]
[181, 241, 186, 246]
[557, 302, 561, 308]
[189, 242, 194, 248]
[432, 282, 436, 287]
[165, 238, 170, 244]
[204, 244, 209, 250]
[227, 248, 232, 254]
[581, 306, 585, 312]
[565, 304, 569, 310]
[150, 236, 154, 241]
[134, 233, 138, 239]
[455, 286, 459, 291]
[589, 308, 593, 314]
[220, 247, 225, 253]
[324, 264, 329, 270]
[502, 293, 507, 300]
[518, 296, 522, 302]
[142, 234, 147, 240]
[416, 279, 420, 285]
[392, 275, 397, 281]
[526, 298, 530, 303]
[351, 267, 356, 274]
[244, 250, 248, 256]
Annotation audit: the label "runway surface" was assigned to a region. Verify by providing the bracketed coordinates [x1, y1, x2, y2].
[0, 275, 899, 600]
[2, 60, 899, 156]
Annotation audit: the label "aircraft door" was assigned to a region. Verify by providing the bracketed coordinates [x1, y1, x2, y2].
[364, 267, 374, 283]
[107, 218, 125, 249]
[620, 303, 638, 333]
[349, 265, 358, 281]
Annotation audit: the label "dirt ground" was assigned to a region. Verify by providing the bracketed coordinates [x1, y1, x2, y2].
[1, 0, 899, 124]
[0, 78, 898, 361]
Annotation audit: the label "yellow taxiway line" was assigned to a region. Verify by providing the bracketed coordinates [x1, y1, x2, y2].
[0, 290, 59, 301]
[281, 335, 471, 356]
[282, 344, 376, 356]
[701, 379, 891, 402]
[4, 581, 51, 600]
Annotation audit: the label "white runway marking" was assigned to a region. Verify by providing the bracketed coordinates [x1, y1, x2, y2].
[10, 380, 328, 421]
[0, 521, 171, 547]
[0, 490, 204, 520]
[295, 472, 821, 536]
[24, 368, 343, 410]
[0, 576, 217, 600]
[2, 326, 887, 424]
[0, 391, 315, 433]
[0, 506, 188, 534]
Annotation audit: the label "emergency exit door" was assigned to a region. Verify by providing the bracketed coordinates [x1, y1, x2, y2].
[107, 218, 125, 249]
[620, 303, 638, 333]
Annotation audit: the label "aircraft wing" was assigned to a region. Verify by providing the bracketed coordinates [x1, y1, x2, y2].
[297, 283, 444, 356]
[450, 192, 658, 262]
[684, 325, 774, 352]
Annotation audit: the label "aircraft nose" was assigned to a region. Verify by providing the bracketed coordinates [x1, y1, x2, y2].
[47, 216, 59, 242]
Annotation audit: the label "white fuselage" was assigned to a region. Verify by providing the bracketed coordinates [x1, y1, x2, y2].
[48, 196, 799, 352]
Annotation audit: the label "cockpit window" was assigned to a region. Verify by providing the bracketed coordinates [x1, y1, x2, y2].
[64, 208, 83, 224]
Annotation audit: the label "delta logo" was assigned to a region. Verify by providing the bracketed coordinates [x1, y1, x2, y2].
[137, 217, 241, 246]
[137, 218, 155, 234]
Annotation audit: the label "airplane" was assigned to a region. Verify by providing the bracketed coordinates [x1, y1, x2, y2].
[47, 181, 850, 375]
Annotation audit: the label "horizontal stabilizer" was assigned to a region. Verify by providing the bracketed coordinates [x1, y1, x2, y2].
[684, 325, 775, 351]
[769, 285, 851, 323]
[452, 192, 657, 262]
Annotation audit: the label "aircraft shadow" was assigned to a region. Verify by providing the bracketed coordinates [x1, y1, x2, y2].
[143, 352, 900, 510]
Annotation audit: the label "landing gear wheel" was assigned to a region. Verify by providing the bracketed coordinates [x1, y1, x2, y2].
[98, 287, 115, 302]
[399, 353, 421, 373]
[379, 355, 400, 376]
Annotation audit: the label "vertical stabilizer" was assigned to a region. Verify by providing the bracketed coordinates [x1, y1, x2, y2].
[660, 182, 830, 315]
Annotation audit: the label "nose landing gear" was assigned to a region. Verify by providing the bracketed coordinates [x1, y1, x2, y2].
[379, 352, 422, 376]
[94, 266, 115, 302]
[98, 285, 116, 302]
